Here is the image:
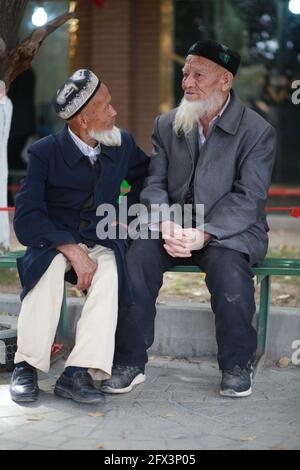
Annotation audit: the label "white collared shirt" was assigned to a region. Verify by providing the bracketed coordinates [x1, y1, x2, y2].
[198, 93, 231, 148]
[68, 127, 101, 164]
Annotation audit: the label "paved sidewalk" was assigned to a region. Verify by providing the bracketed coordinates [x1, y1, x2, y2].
[0, 357, 299, 450]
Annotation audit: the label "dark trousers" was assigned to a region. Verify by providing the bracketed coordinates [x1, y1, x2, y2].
[114, 238, 257, 371]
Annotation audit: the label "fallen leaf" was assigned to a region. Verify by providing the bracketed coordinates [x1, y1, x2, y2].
[276, 294, 291, 301]
[277, 357, 291, 368]
[88, 411, 105, 417]
[96, 443, 105, 449]
[296, 433, 300, 437]
[148, 355, 156, 361]
[271, 444, 286, 451]
[161, 412, 177, 418]
[27, 416, 42, 421]
[239, 435, 256, 442]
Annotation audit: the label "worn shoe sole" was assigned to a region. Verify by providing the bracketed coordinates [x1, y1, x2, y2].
[220, 385, 252, 398]
[101, 373, 146, 394]
[54, 385, 106, 404]
[220, 370, 253, 398]
[10, 391, 39, 403]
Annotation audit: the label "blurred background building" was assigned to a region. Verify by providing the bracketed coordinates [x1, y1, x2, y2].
[13, 0, 300, 186]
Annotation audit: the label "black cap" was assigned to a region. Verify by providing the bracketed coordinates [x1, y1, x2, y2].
[187, 39, 241, 76]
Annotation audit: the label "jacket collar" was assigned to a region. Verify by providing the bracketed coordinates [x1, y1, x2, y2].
[215, 89, 245, 135]
[100, 145, 118, 162]
[57, 125, 85, 168]
[57, 125, 118, 168]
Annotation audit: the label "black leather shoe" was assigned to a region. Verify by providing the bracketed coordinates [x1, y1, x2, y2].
[10, 366, 39, 403]
[54, 370, 106, 404]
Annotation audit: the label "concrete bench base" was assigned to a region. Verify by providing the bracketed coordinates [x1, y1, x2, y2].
[1, 294, 299, 363]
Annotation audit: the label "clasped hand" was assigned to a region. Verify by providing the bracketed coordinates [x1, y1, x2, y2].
[160, 221, 211, 258]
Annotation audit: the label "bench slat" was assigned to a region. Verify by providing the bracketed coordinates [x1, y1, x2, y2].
[169, 263, 300, 276]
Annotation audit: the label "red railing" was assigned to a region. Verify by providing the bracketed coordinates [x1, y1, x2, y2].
[0, 207, 16, 212]
[268, 188, 300, 197]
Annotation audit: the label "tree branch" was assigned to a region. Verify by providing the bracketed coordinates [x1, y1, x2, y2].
[0, 0, 28, 53]
[4, 11, 74, 89]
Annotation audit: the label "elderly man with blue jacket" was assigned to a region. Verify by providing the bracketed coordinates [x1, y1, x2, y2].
[10, 69, 149, 405]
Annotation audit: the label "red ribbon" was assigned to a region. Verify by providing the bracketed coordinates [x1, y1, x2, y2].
[290, 208, 300, 218]
[51, 343, 64, 355]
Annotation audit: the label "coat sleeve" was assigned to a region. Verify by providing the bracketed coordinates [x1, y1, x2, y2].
[124, 134, 150, 209]
[138, 116, 174, 227]
[13, 149, 77, 249]
[140, 116, 170, 208]
[203, 125, 276, 240]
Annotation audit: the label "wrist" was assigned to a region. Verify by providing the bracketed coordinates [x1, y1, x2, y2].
[204, 232, 213, 244]
[57, 243, 80, 261]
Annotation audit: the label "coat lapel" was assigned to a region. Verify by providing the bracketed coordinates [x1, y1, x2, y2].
[184, 123, 199, 163]
[57, 125, 84, 168]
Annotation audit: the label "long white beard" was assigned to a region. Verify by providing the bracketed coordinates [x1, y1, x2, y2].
[173, 92, 225, 136]
[88, 126, 122, 146]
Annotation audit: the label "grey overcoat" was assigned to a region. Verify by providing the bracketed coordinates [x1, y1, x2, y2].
[140, 90, 277, 264]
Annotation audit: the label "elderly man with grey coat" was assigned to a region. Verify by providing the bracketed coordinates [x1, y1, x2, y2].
[101, 39, 277, 398]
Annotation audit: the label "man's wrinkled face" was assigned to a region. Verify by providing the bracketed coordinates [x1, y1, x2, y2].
[80, 83, 117, 132]
[173, 55, 233, 136]
[182, 55, 226, 102]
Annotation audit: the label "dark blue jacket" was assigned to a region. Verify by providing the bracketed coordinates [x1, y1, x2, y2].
[14, 125, 149, 303]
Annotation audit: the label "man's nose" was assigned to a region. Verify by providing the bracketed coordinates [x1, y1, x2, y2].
[184, 75, 197, 88]
[110, 105, 117, 117]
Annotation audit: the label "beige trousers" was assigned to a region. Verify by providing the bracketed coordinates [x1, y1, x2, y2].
[14, 244, 118, 380]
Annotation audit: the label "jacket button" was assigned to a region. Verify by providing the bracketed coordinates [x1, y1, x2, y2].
[39, 242, 45, 248]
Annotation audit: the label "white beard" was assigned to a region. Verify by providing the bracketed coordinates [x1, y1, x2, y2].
[173, 92, 225, 136]
[88, 126, 122, 146]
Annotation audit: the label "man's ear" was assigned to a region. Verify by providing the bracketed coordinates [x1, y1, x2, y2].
[76, 112, 88, 129]
[221, 71, 233, 92]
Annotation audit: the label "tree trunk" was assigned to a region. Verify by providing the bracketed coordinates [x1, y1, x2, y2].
[0, 94, 12, 250]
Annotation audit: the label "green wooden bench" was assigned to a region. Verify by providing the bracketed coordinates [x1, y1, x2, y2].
[169, 259, 300, 374]
[1, 251, 299, 374]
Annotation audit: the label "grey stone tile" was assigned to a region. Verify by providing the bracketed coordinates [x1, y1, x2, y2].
[58, 438, 100, 450]
[0, 357, 299, 450]
[0, 439, 27, 450]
